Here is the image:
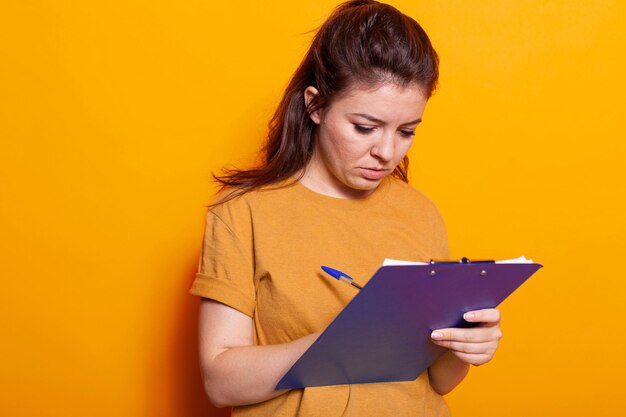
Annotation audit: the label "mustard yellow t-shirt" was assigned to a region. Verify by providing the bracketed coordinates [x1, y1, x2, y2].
[190, 177, 451, 417]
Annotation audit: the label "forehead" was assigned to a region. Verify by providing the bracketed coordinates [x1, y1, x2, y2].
[328, 82, 428, 119]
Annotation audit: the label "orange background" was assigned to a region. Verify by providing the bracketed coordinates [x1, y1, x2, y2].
[1, 1, 625, 416]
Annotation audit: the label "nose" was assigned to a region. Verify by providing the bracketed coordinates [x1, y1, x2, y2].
[370, 131, 395, 162]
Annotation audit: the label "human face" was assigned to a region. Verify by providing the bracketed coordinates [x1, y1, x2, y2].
[301, 82, 428, 199]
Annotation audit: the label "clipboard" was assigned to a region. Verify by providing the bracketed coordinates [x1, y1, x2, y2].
[276, 261, 542, 390]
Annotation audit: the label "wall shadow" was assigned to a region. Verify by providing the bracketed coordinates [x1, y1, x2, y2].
[168, 264, 230, 417]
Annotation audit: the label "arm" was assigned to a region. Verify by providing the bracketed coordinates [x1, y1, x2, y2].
[198, 298, 319, 408]
[427, 308, 502, 395]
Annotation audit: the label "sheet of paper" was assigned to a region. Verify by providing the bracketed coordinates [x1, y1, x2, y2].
[382, 256, 533, 266]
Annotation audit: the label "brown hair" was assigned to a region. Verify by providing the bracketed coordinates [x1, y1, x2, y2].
[213, 0, 439, 201]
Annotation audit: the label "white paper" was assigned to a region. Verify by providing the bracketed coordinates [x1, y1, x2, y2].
[382, 256, 533, 267]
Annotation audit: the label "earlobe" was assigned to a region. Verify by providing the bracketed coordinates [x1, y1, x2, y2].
[303, 86, 321, 124]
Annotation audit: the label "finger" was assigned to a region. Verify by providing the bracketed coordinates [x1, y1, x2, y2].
[463, 308, 501, 324]
[430, 339, 498, 355]
[450, 352, 493, 366]
[431, 327, 502, 343]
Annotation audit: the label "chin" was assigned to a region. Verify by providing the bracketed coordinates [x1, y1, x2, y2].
[342, 177, 382, 196]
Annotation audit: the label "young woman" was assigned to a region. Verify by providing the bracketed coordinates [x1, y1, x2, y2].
[190, 1, 502, 415]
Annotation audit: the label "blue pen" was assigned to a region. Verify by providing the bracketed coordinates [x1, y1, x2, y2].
[321, 266, 363, 290]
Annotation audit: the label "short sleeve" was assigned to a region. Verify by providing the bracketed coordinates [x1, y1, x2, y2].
[189, 209, 256, 317]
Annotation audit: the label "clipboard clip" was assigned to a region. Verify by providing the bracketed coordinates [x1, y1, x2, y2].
[429, 257, 495, 265]
[428, 257, 495, 277]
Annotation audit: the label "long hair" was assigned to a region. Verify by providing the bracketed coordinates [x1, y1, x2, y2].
[213, 0, 439, 202]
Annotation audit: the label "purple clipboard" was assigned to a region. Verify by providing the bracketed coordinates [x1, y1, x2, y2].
[276, 262, 542, 389]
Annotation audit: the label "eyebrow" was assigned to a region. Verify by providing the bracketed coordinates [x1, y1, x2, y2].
[349, 113, 422, 126]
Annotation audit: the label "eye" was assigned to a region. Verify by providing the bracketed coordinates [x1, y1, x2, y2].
[353, 124, 375, 134]
[400, 130, 415, 138]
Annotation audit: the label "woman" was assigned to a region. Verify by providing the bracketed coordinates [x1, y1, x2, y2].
[190, 1, 502, 415]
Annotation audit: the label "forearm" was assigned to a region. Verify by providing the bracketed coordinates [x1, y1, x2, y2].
[203, 332, 319, 407]
[427, 351, 470, 395]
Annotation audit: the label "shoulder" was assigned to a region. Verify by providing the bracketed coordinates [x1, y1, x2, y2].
[383, 178, 447, 235]
[385, 178, 450, 257]
[207, 180, 300, 223]
[385, 177, 442, 215]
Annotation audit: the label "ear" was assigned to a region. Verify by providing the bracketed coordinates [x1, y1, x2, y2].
[303, 86, 321, 124]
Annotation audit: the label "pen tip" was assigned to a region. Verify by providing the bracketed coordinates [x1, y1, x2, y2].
[321, 265, 339, 279]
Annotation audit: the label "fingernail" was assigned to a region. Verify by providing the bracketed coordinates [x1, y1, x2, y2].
[464, 312, 475, 321]
[431, 331, 443, 340]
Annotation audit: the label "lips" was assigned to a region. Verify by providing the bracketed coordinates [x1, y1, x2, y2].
[359, 167, 389, 181]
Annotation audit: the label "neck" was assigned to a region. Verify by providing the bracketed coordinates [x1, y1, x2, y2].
[297, 153, 376, 200]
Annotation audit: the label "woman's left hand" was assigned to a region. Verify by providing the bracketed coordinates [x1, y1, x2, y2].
[430, 308, 502, 366]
